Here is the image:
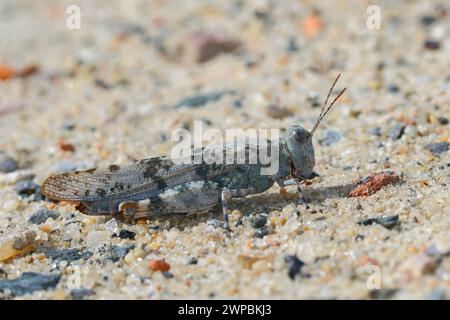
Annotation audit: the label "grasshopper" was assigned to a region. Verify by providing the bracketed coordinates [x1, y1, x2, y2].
[41, 75, 346, 230]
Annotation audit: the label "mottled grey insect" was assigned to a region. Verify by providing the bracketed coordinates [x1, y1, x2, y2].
[41, 75, 346, 230]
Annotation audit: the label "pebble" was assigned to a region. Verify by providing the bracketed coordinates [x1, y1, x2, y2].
[357, 214, 399, 229]
[284, 255, 306, 280]
[0, 152, 18, 173]
[389, 123, 406, 140]
[420, 15, 436, 26]
[163, 271, 174, 279]
[307, 92, 321, 108]
[118, 229, 136, 240]
[107, 245, 134, 262]
[149, 259, 171, 272]
[424, 142, 448, 155]
[179, 30, 241, 64]
[187, 257, 198, 265]
[437, 117, 448, 125]
[0, 170, 35, 185]
[0, 231, 37, 262]
[254, 227, 268, 238]
[369, 127, 382, 137]
[70, 288, 95, 300]
[319, 129, 342, 146]
[0, 272, 61, 297]
[148, 224, 159, 234]
[175, 91, 235, 109]
[40, 247, 92, 262]
[251, 215, 267, 229]
[28, 208, 59, 225]
[424, 40, 440, 50]
[206, 219, 222, 228]
[266, 105, 293, 119]
[286, 38, 299, 52]
[104, 218, 120, 235]
[13, 180, 41, 199]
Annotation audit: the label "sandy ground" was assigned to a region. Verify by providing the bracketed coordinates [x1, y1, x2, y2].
[0, 0, 449, 299]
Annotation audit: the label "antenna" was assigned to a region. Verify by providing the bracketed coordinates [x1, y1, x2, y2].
[310, 74, 347, 136]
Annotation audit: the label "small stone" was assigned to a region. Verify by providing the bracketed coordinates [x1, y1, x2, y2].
[251, 215, 267, 229]
[28, 208, 59, 225]
[40, 247, 92, 262]
[286, 38, 299, 52]
[420, 15, 436, 26]
[266, 105, 293, 119]
[389, 123, 406, 140]
[0, 272, 61, 297]
[107, 245, 134, 262]
[13, 180, 41, 199]
[284, 255, 306, 280]
[319, 129, 342, 146]
[148, 224, 159, 234]
[70, 288, 95, 300]
[118, 229, 136, 240]
[178, 30, 241, 65]
[254, 227, 268, 239]
[369, 127, 382, 136]
[206, 219, 221, 228]
[387, 84, 399, 93]
[437, 117, 448, 125]
[187, 257, 198, 265]
[104, 218, 119, 235]
[425, 142, 448, 155]
[0, 152, 18, 173]
[358, 214, 399, 229]
[175, 91, 235, 109]
[149, 259, 170, 272]
[424, 40, 440, 50]
[163, 271, 174, 279]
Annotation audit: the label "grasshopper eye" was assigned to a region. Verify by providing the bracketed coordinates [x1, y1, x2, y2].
[293, 129, 307, 143]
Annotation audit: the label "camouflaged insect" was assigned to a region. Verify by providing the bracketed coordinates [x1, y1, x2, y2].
[41, 75, 346, 230]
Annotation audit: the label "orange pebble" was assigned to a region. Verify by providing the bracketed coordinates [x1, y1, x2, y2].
[301, 13, 323, 38]
[149, 259, 170, 272]
[0, 66, 16, 81]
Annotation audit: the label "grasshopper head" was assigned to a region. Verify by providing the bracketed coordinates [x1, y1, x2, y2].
[283, 74, 347, 180]
[283, 125, 315, 179]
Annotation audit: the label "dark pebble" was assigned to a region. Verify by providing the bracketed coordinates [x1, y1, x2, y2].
[354, 234, 365, 242]
[118, 229, 136, 240]
[369, 127, 382, 136]
[39, 247, 92, 262]
[28, 208, 59, 225]
[254, 227, 268, 238]
[284, 255, 306, 280]
[163, 271, 174, 279]
[251, 215, 267, 229]
[187, 257, 198, 265]
[233, 99, 242, 108]
[358, 214, 399, 229]
[14, 180, 41, 199]
[387, 84, 399, 93]
[424, 40, 440, 50]
[0, 272, 61, 297]
[425, 142, 449, 155]
[286, 38, 299, 52]
[420, 15, 436, 26]
[107, 245, 134, 262]
[307, 93, 321, 108]
[369, 288, 398, 300]
[175, 90, 235, 108]
[389, 123, 405, 140]
[438, 117, 448, 125]
[319, 129, 342, 146]
[0, 152, 18, 173]
[70, 288, 95, 300]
